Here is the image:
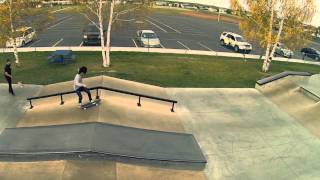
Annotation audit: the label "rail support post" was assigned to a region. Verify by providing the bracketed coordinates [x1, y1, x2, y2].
[29, 100, 33, 109]
[96, 89, 100, 100]
[171, 102, 175, 112]
[60, 94, 64, 105]
[137, 96, 141, 107]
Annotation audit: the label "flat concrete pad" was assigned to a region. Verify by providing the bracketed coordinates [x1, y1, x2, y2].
[0, 84, 42, 134]
[0, 122, 206, 165]
[168, 88, 320, 180]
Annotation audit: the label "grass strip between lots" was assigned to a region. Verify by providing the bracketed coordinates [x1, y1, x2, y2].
[0, 51, 319, 88]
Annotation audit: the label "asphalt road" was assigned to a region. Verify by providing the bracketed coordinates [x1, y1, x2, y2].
[25, 9, 320, 61]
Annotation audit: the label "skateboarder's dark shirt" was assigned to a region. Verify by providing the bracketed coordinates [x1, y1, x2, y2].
[4, 64, 11, 76]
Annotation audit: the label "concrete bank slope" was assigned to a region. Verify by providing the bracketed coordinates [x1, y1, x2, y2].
[167, 88, 320, 180]
[19, 76, 184, 133]
[0, 84, 42, 134]
[257, 74, 320, 138]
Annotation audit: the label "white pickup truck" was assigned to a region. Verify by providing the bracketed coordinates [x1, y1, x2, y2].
[220, 32, 252, 53]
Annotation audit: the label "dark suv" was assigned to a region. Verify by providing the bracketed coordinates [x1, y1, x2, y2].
[301, 47, 320, 61]
[82, 24, 102, 46]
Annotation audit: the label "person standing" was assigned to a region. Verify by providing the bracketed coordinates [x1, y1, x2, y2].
[4, 59, 15, 95]
[74, 66, 94, 107]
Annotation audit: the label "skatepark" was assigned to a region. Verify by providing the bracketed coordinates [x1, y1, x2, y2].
[0, 73, 320, 179]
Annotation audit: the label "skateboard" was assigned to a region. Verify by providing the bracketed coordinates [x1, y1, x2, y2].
[81, 99, 101, 110]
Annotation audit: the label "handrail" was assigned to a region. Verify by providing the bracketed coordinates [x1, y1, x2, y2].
[27, 86, 177, 112]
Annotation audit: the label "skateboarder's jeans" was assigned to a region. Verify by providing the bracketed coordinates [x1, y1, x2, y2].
[76, 87, 92, 103]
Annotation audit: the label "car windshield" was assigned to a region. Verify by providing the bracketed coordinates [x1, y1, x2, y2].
[235, 37, 245, 42]
[142, 33, 157, 39]
[85, 25, 99, 32]
[15, 30, 25, 37]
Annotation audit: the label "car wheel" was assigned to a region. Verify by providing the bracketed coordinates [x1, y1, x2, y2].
[22, 41, 26, 47]
[316, 56, 320, 61]
[234, 46, 239, 52]
[220, 40, 225, 46]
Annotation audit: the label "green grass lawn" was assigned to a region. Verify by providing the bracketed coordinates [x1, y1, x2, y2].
[0, 51, 319, 88]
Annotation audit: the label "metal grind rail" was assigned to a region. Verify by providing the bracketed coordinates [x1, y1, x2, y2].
[26, 86, 177, 112]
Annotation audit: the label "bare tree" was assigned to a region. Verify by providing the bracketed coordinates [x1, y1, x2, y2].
[77, 0, 151, 67]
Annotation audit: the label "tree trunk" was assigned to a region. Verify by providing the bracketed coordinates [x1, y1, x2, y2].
[267, 18, 285, 70]
[9, 0, 20, 65]
[105, 0, 115, 67]
[98, 0, 108, 67]
[262, 0, 275, 72]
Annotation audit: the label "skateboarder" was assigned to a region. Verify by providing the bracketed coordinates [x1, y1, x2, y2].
[3, 59, 15, 96]
[74, 66, 94, 107]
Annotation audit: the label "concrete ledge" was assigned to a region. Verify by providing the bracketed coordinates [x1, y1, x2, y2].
[299, 87, 320, 102]
[256, 71, 312, 86]
[0, 122, 206, 167]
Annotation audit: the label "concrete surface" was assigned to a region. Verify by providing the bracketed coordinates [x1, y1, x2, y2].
[168, 87, 320, 180]
[257, 75, 320, 138]
[0, 84, 42, 134]
[19, 76, 184, 132]
[0, 122, 206, 164]
[1, 75, 320, 179]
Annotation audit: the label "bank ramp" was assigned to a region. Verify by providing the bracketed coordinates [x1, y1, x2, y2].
[0, 122, 206, 166]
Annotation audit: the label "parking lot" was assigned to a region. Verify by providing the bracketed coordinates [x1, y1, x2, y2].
[24, 9, 320, 61]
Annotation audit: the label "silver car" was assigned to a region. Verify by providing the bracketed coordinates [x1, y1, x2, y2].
[275, 43, 294, 58]
[136, 30, 161, 48]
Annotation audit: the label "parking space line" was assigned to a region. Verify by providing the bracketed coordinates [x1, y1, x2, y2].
[52, 38, 63, 47]
[147, 17, 181, 33]
[160, 43, 165, 48]
[145, 20, 167, 33]
[79, 41, 83, 46]
[198, 42, 213, 51]
[177, 41, 190, 50]
[48, 17, 72, 30]
[132, 39, 138, 47]
[27, 40, 41, 47]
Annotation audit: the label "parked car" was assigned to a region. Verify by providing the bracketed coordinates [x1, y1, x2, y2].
[82, 24, 102, 46]
[275, 43, 294, 58]
[6, 27, 36, 48]
[301, 47, 320, 61]
[220, 32, 252, 53]
[136, 30, 161, 48]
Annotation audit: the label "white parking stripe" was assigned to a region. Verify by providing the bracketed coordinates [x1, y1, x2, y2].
[52, 38, 63, 47]
[198, 42, 213, 51]
[48, 17, 72, 30]
[160, 43, 165, 48]
[147, 17, 181, 33]
[145, 20, 167, 33]
[28, 40, 41, 47]
[177, 41, 190, 50]
[79, 41, 83, 46]
[132, 39, 138, 47]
